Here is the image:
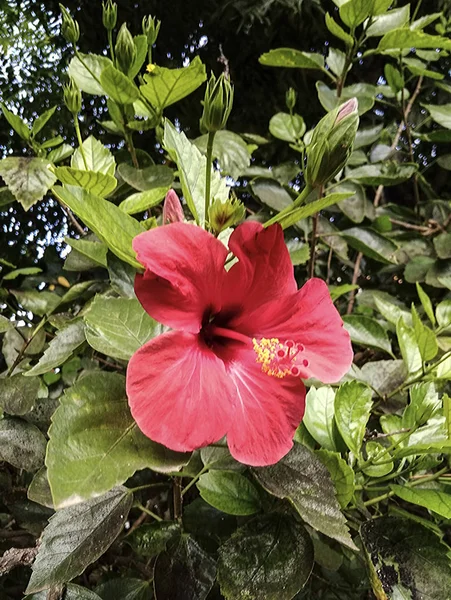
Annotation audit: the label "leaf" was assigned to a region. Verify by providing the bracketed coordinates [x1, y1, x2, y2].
[341, 227, 398, 263]
[26, 487, 133, 593]
[68, 53, 112, 95]
[411, 305, 438, 362]
[334, 381, 372, 456]
[84, 296, 161, 360]
[140, 56, 206, 111]
[279, 192, 352, 230]
[374, 296, 411, 327]
[366, 5, 410, 37]
[361, 517, 451, 599]
[1, 103, 30, 140]
[343, 315, 393, 355]
[251, 179, 293, 212]
[0, 417, 46, 471]
[3, 266, 42, 280]
[197, 470, 261, 516]
[153, 535, 216, 600]
[99, 65, 140, 105]
[415, 282, 435, 326]
[397, 318, 422, 374]
[54, 185, 144, 269]
[48, 143, 74, 163]
[217, 513, 314, 600]
[55, 166, 117, 197]
[108, 253, 136, 298]
[302, 385, 339, 451]
[28, 467, 54, 509]
[359, 360, 407, 397]
[46, 372, 188, 508]
[339, 0, 373, 28]
[361, 441, 393, 478]
[117, 164, 174, 191]
[378, 28, 451, 50]
[316, 450, 355, 508]
[119, 187, 169, 214]
[71, 136, 116, 175]
[354, 124, 384, 149]
[259, 48, 325, 70]
[403, 383, 440, 429]
[422, 103, 451, 129]
[434, 232, 451, 259]
[125, 521, 181, 559]
[269, 112, 305, 143]
[65, 237, 108, 268]
[391, 485, 451, 520]
[26, 583, 103, 600]
[12, 290, 60, 316]
[325, 13, 354, 47]
[163, 119, 228, 224]
[347, 163, 417, 186]
[195, 130, 251, 179]
[95, 578, 152, 600]
[0, 157, 56, 210]
[437, 300, 451, 330]
[255, 444, 356, 549]
[0, 373, 40, 414]
[31, 106, 57, 138]
[26, 321, 85, 376]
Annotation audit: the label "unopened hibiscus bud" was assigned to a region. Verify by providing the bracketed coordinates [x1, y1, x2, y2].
[285, 87, 297, 112]
[200, 73, 234, 134]
[208, 196, 245, 234]
[63, 77, 82, 115]
[142, 15, 161, 46]
[102, 0, 117, 31]
[163, 190, 184, 225]
[59, 4, 80, 44]
[305, 97, 359, 188]
[115, 23, 136, 74]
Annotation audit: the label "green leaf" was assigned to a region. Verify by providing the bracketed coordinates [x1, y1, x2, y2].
[403, 57, 444, 81]
[397, 317, 422, 374]
[411, 305, 438, 362]
[316, 450, 355, 508]
[416, 282, 435, 326]
[119, 187, 169, 214]
[96, 578, 151, 600]
[108, 253, 136, 298]
[118, 164, 174, 191]
[0, 417, 46, 471]
[361, 517, 451, 599]
[391, 485, 451, 520]
[378, 28, 451, 50]
[259, 48, 325, 69]
[54, 185, 144, 269]
[200, 446, 240, 470]
[0, 103, 30, 140]
[422, 103, 451, 129]
[437, 300, 451, 330]
[26, 583, 103, 600]
[366, 5, 410, 37]
[163, 119, 228, 224]
[140, 56, 206, 111]
[347, 163, 418, 185]
[100, 65, 140, 105]
[3, 266, 42, 280]
[0, 315, 13, 333]
[26, 487, 133, 593]
[28, 467, 54, 509]
[197, 470, 261, 516]
[334, 381, 372, 455]
[354, 124, 384, 149]
[359, 360, 407, 397]
[341, 227, 398, 263]
[55, 167, 117, 197]
[269, 112, 305, 143]
[195, 130, 252, 179]
[302, 385, 339, 451]
[47, 372, 189, 508]
[125, 521, 180, 559]
[0, 157, 56, 210]
[68, 53, 112, 95]
[0, 373, 40, 414]
[218, 513, 314, 600]
[287, 240, 310, 265]
[48, 143, 74, 163]
[72, 136, 116, 175]
[339, 0, 373, 28]
[129, 34, 149, 79]
[361, 441, 393, 477]
[26, 321, 85, 376]
[325, 13, 354, 47]
[255, 444, 356, 549]
[343, 315, 393, 355]
[434, 232, 451, 259]
[84, 296, 161, 361]
[403, 382, 440, 430]
[374, 296, 411, 326]
[154, 535, 216, 600]
[65, 237, 108, 268]
[278, 192, 352, 229]
[12, 289, 60, 316]
[31, 106, 57, 137]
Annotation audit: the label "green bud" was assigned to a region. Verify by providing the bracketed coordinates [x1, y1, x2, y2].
[102, 0, 117, 31]
[59, 4, 80, 44]
[63, 77, 82, 115]
[142, 15, 161, 46]
[115, 23, 136, 74]
[305, 98, 359, 188]
[200, 73, 234, 134]
[285, 87, 297, 111]
[208, 195, 245, 235]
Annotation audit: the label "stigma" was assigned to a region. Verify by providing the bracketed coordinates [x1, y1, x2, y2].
[252, 337, 308, 378]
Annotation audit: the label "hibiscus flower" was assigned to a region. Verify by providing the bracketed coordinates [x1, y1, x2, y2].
[126, 221, 352, 466]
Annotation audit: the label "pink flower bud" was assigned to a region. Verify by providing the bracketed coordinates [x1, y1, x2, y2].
[335, 97, 358, 125]
[163, 190, 184, 225]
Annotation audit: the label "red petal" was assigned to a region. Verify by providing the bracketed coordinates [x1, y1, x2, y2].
[224, 346, 306, 466]
[127, 331, 235, 452]
[233, 278, 353, 384]
[133, 223, 228, 333]
[223, 222, 296, 313]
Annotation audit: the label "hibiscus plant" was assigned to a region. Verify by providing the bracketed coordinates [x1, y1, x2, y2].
[1, 1, 451, 599]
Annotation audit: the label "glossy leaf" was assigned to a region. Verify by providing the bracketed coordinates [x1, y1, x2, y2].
[302, 385, 339, 451]
[335, 381, 372, 455]
[197, 470, 261, 516]
[339, 0, 373, 28]
[343, 315, 393, 355]
[342, 227, 398, 263]
[96, 578, 151, 600]
[117, 164, 174, 191]
[68, 53, 111, 95]
[269, 112, 305, 143]
[278, 192, 352, 229]
[195, 130, 251, 179]
[366, 5, 410, 37]
[119, 187, 169, 214]
[259, 48, 325, 70]
[378, 29, 451, 51]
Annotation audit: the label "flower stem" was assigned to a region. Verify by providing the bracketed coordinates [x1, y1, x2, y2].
[181, 465, 208, 497]
[74, 117, 88, 170]
[135, 502, 163, 522]
[264, 183, 314, 227]
[108, 29, 115, 64]
[204, 131, 216, 228]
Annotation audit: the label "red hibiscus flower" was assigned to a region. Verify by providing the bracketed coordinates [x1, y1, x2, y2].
[126, 221, 353, 466]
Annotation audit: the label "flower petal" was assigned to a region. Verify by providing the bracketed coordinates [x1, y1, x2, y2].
[223, 222, 296, 313]
[232, 278, 353, 384]
[126, 330, 235, 452]
[133, 223, 228, 333]
[224, 346, 306, 466]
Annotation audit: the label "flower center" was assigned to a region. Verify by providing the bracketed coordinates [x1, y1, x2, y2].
[252, 337, 308, 378]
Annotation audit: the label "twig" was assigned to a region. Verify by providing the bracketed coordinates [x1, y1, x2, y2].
[0, 546, 37, 576]
[58, 201, 86, 237]
[346, 252, 362, 315]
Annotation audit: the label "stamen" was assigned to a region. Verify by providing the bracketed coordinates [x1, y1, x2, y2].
[252, 337, 307, 379]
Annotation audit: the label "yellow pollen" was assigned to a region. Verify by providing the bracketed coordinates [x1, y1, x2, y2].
[146, 63, 156, 73]
[252, 337, 303, 379]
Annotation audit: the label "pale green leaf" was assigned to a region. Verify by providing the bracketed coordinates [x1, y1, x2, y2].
[343, 315, 393, 355]
[0, 157, 56, 210]
[100, 65, 140, 105]
[71, 136, 116, 175]
[26, 321, 85, 376]
[119, 187, 169, 214]
[68, 53, 112, 95]
[259, 48, 325, 70]
[55, 167, 117, 197]
[335, 381, 372, 455]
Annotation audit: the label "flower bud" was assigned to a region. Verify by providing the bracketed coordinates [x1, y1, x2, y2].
[59, 4, 80, 44]
[102, 0, 117, 31]
[63, 77, 82, 115]
[305, 98, 359, 188]
[200, 73, 234, 134]
[115, 23, 136, 74]
[142, 15, 161, 46]
[208, 195, 245, 235]
[285, 87, 297, 112]
[163, 190, 184, 225]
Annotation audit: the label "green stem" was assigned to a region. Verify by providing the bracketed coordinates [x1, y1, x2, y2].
[135, 502, 163, 522]
[412, 0, 423, 21]
[264, 183, 314, 227]
[127, 483, 169, 494]
[204, 131, 216, 228]
[74, 117, 88, 170]
[181, 464, 208, 497]
[7, 316, 47, 376]
[108, 29, 115, 64]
